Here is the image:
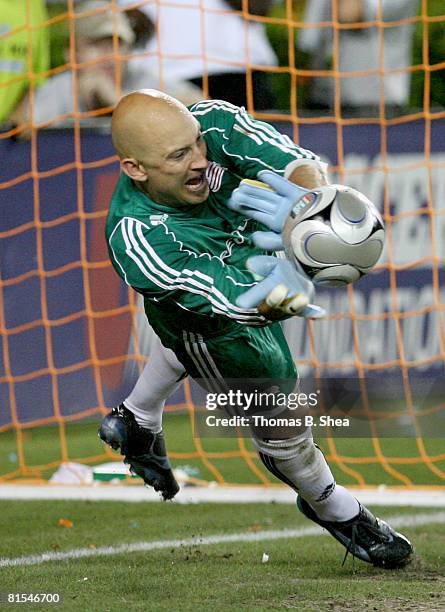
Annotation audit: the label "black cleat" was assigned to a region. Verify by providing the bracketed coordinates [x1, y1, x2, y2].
[297, 496, 413, 569]
[98, 404, 180, 500]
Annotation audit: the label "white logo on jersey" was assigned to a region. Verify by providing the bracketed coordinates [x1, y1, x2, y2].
[206, 162, 226, 192]
[149, 214, 169, 226]
[220, 219, 249, 260]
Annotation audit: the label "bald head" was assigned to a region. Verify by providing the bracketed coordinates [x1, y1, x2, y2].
[112, 89, 193, 161]
[111, 89, 209, 206]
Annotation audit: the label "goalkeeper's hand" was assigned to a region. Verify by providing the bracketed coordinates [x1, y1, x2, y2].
[238, 256, 325, 321]
[228, 171, 311, 251]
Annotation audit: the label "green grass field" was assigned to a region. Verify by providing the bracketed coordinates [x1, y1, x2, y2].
[1, 412, 445, 610]
[1, 500, 444, 612]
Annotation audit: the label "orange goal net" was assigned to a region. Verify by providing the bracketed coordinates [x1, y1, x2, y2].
[0, 0, 444, 489]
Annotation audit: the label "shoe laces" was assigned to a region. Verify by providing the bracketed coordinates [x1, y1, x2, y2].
[341, 517, 389, 569]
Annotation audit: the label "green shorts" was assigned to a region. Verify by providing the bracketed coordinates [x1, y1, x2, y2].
[169, 322, 297, 396]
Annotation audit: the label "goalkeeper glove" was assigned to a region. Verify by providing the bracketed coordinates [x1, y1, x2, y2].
[237, 256, 325, 320]
[228, 171, 311, 251]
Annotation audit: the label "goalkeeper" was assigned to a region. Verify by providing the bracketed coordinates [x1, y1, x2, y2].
[100, 90, 412, 569]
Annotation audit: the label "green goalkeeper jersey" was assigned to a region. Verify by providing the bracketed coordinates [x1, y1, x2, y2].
[106, 100, 320, 348]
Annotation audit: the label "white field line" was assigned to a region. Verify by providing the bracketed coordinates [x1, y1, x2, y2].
[1, 485, 445, 507]
[1, 511, 444, 569]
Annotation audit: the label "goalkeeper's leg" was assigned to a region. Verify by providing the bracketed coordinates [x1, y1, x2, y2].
[99, 336, 187, 500]
[254, 431, 413, 568]
[124, 335, 187, 432]
[253, 431, 359, 522]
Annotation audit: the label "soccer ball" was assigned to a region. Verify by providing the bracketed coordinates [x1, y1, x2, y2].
[282, 185, 385, 287]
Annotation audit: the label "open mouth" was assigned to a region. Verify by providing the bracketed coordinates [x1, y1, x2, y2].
[185, 173, 207, 192]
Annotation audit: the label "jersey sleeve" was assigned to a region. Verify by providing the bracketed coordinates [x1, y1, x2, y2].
[191, 99, 322, 179]
[108, 216, 268, 327]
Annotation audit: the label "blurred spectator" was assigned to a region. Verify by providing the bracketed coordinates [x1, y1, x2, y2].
[118, 0, 277, 110]
[46, 1, 156, 70]
[0, 0, 49, 125]
[30, 0, 202, 126]
[298, 0, 419, 117]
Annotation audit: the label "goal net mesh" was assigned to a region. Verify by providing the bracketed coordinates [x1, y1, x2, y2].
[0, 0, 444, 489]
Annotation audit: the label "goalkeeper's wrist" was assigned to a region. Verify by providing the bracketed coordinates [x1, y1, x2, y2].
[286, 160, 329, 189]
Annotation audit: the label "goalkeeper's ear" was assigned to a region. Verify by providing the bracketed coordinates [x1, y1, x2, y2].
[121, 158, 148, 182]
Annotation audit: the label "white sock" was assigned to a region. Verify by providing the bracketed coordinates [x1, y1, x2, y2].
[124, 337, 187, 433]
[253, 432, 359, 522]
